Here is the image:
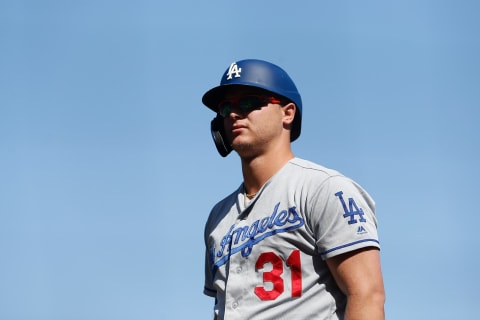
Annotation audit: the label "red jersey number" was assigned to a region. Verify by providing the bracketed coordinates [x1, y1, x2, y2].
[254, 249, 302, 301]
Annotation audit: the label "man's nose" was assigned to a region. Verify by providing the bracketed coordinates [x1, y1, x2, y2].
[227, 105, 244, 119]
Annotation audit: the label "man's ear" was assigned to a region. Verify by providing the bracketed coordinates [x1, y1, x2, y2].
[282, 103, 296, 126]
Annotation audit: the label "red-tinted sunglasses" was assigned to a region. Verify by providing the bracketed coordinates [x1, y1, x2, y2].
[218, 95, 283, 118]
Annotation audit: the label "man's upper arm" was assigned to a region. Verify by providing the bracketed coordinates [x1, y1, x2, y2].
[326, 247, 385, 319]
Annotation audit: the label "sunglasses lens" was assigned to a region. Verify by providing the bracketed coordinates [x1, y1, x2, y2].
[239, 96, 263, 113]
[219, 102, 232, 118]
[218, 96, 270, 117]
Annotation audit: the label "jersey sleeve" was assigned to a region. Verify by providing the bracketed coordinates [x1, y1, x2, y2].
[203, 208, 217, 298]
[307, 175, 380, 260]
[203, 246, 216, 297]
[202, 191, 239, 299]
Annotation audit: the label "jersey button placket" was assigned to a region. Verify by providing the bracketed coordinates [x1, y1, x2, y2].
[225, 254, 248, 318]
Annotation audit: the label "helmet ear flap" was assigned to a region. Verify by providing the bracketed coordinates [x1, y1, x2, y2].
[210, 115, 232, 157]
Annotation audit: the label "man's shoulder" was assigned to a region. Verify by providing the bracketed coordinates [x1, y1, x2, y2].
[288, 157, 343, 178]
[204, 185, 241, 229]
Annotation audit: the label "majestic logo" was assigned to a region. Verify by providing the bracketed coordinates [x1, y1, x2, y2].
[210, 202, 304, 275]
[335, 191, 366, 225]
[357, 226, 367, 234]
[226, 62, 242, 80]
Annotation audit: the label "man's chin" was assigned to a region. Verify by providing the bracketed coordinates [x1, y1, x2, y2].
[232, 141, 260, 158]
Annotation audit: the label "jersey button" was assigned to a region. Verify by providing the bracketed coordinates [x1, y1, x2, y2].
[236, 266, 242, 273]
[232, 302, 238, 309]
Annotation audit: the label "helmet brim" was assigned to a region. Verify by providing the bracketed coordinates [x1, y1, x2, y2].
[202, 83, 275, 112]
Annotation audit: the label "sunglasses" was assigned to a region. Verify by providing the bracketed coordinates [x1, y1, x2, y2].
[218, 95, 283, 118]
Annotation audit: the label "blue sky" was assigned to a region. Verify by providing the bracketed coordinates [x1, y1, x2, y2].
[1, 1, 478, 319]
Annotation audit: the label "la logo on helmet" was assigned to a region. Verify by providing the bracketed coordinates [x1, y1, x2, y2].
[226, 62, 242, 80]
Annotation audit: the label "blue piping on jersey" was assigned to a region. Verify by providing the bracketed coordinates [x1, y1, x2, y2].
[320, 239, 380, 256]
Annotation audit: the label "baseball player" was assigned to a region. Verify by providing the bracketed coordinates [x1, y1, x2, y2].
[201, 59, 385, 320]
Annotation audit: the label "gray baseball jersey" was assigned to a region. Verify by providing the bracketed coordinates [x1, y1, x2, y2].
[204, 157, 380, 319]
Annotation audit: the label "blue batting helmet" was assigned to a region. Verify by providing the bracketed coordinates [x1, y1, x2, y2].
[202, 59, 303, 141]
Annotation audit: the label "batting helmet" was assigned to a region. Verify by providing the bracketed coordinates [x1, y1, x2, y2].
[202, 59, 302, 142]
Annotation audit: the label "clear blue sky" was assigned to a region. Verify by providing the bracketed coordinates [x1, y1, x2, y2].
[1, 1, 478, 319]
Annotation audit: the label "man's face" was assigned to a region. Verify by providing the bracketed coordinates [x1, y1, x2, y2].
[218, 88, 287, 157]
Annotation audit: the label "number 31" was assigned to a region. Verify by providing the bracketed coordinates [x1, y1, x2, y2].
[254, 250, 302, 300]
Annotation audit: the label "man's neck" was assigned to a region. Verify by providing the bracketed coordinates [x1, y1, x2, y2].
[241, 147, 294, 195]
